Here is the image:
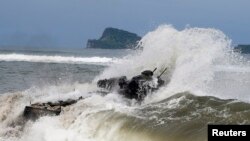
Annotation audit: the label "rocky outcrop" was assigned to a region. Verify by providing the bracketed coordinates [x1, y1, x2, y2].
[235, 45, 250, 54]
[87, 27, 141, 49]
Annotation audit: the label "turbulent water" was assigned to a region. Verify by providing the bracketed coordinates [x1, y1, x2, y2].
[0, 25, 250, 141]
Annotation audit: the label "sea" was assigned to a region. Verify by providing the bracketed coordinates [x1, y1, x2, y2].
[0, 25, 250, 141]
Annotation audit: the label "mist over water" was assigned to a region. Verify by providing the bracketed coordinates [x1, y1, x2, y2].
[0, 25, 250, 141]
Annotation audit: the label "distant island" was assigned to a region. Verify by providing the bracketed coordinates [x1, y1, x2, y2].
[86, 27, 141, 49]
[235, 45, 250, 54]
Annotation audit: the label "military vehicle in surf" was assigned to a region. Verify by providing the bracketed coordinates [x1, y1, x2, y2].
[97, 68, 166, 101]
[23, 68, 167, 120]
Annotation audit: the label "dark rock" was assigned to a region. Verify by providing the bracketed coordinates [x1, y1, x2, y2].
[234, 45, 250, 54]
[87, 27, 141, 49]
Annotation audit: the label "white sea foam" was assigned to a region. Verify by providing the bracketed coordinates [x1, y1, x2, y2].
[0, 53, 116, 65]
[215, 65, 250, 73]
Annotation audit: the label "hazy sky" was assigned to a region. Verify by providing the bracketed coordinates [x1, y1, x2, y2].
[0, 0, 249, 48]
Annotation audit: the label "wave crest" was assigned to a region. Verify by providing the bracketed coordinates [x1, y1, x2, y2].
[0, 53, 115, 64]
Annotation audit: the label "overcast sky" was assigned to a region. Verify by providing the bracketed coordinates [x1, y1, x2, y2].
[0, 0, 249, 48]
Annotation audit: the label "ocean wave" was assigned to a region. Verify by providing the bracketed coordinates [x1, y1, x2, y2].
[2, 91, 249, 141]
[0, 53, 116, 65]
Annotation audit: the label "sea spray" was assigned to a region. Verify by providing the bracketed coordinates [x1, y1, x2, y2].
[98, 25, 242, 103]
